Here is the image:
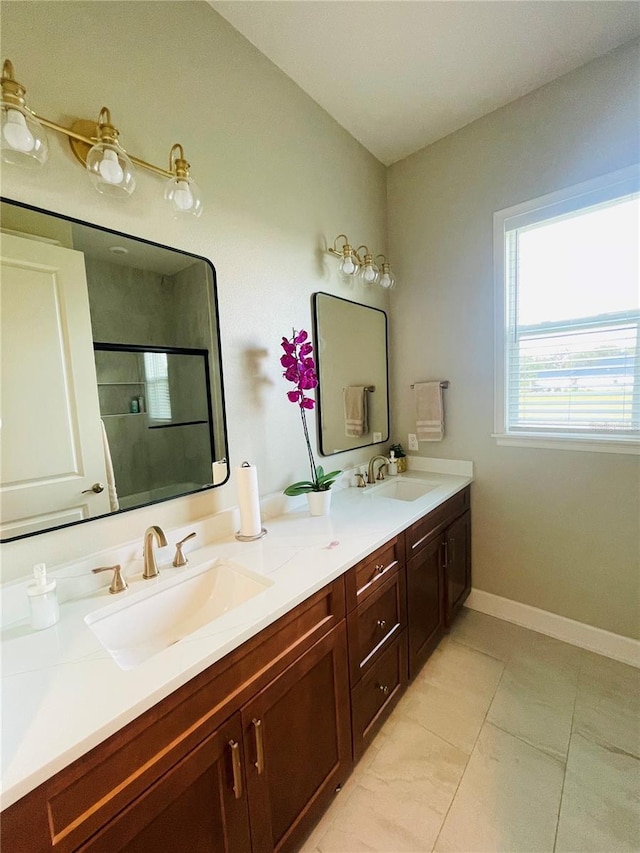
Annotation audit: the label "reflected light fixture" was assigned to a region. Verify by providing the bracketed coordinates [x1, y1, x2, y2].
[328, 234, 396, 289]
[1, 59, 203, 216]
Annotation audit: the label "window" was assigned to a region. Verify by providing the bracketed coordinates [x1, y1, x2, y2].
[494, 166, 639, 453]
[143, 351, 172, 422]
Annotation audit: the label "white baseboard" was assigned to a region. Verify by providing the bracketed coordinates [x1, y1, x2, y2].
[465, 588, 640, 669]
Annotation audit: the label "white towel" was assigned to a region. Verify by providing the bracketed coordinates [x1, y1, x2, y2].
[415, 382, 444, 441]
[100, 419, 119, 511]
[344, 386, 368, 437]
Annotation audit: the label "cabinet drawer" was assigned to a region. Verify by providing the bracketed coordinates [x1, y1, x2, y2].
[406, 487, 469, 556]
[347, 568, 406, 685]
[345, 536, 404, 611]
[351, 630, 408, 761]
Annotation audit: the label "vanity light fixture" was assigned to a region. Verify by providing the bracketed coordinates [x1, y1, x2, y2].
[164, 144, 203, 218]
[0, 60, 48, 167]
[357, 246, 380, 287]
[377, 255, 396, 290]
[84, 108, 135, 197]
[0, 59, 203, 216]
[331, 234, 361, 282]
[328, 234, 397, 289]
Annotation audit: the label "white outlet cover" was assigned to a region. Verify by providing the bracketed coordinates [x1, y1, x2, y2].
[373, 432, 382, 443]
[408, 433, 419, 451]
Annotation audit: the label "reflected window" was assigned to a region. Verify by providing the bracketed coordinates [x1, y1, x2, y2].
[144, 351, 172, 422]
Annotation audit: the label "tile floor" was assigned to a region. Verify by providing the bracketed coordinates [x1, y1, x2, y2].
[300, 609, 640, 853]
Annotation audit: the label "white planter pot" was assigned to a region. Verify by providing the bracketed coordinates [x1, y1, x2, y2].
[306, 490, 332, 516]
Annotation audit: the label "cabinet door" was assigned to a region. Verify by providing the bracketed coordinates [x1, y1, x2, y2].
[242, 622, 351, 853]
[445, 510, 471, 627]
[407, 534, 444, 679]
[80, 714, 251, 853]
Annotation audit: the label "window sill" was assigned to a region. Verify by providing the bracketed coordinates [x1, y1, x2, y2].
[492, 433, 640, 455]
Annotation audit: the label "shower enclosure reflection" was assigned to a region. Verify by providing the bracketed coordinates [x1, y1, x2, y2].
[95, 345, 214, 511]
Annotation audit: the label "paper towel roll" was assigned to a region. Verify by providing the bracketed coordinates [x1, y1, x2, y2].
[236, 462, 262, 538]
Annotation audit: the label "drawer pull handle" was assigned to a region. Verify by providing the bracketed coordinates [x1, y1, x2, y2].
[252, 718, 265, 775]
[229, 739, 243, 799]
[374, 564, 385, 574]
[377, 683, 390, 695]
[377, 619, 387, 629]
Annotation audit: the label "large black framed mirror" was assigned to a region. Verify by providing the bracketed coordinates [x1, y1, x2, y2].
[313, 292, 389, 456]
[0, 198, 228, 542]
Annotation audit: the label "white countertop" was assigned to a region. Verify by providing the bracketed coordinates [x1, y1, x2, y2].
[0, 467, 471, 809]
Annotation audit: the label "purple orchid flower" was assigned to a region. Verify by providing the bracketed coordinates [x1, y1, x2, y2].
[280, 329, 340, 494]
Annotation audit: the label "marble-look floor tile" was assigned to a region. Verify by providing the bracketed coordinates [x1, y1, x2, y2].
[318, 719, 468, 852]
[487, 654, 578, 761]
[367, 717, 469, 810]
[434, 722, 564, 853]
[397, 640, 504, 753]
[447, 609, 533, 663]
[316, 827, 378, 852]
[574, 651, 640, 758]
[508, 629, 584, 676]
[327, 778, 444, 852]
[555, 732, 640, 852]
[298, 728, 396, 852]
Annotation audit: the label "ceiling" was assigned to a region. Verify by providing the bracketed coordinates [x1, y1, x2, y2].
[209, 1, 640, 165]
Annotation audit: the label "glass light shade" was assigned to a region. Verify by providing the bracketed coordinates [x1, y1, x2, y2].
[164, 175, 203, 218]
[359, 260, 380, 287]
[85, 141, 135, 197]
[338, 251, 360, 283]
[379, 268, 396, 289]
[0, 103, 48, 167]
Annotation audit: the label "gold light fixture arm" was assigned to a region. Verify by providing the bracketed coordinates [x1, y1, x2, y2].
[3, 58, 179, 179]
[1, 59, 27, 108]
[32, 110, 175, 178]
[328, 233, 349, 257]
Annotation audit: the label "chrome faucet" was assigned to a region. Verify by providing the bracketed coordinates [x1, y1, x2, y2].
[142, 525, 168, 579]
[367, 455, 389, 485]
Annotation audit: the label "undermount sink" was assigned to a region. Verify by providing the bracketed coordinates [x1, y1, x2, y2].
[85, 559, 273, 670]
[370, 479, 436, 502]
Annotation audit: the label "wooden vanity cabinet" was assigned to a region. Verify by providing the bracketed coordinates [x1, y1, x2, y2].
[1, 579, 350, 853]
[345, 537, 409, 759]
[79, 713, 252, 853]
[444, 509, 471, 628]
[2, 487, 472, 853]
[405, 487, 471, 678]
[406, 533, 445, 678]
[241, 622, 350, 853]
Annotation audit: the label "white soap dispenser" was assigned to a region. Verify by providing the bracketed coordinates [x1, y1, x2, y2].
[27, 563, 60, 630]
[388, 450, 398, 476]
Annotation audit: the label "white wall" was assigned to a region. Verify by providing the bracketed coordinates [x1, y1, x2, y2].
[387, 40, 640, 640]
[0, 1, 388, 581]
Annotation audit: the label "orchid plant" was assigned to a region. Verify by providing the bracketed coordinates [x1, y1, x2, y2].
[280, 329, 340, 495]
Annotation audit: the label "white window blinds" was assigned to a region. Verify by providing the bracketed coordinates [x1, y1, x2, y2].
[495, 167, 640, 448]
[143, 351, 172, 422]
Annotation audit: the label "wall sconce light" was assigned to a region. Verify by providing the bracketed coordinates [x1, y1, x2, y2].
[377, 255, 396, 290]
[328, 235, 396, 289]
[0, 59, 203, 217]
